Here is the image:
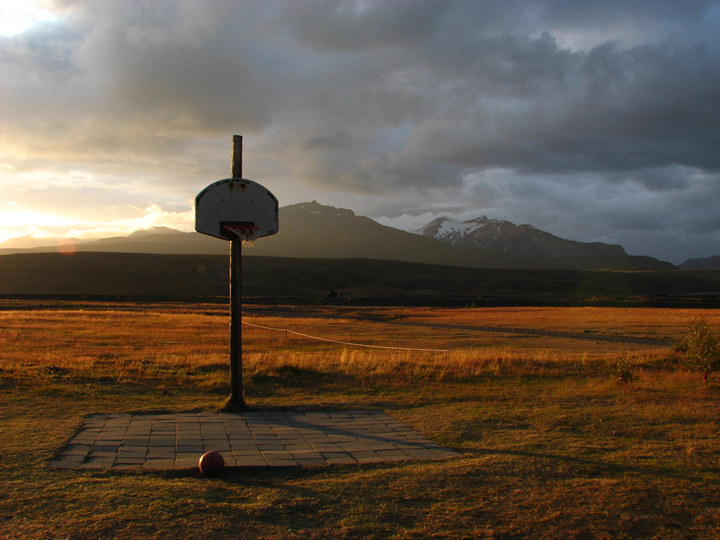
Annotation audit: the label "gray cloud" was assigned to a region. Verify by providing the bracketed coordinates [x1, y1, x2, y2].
[1, 0, 718, 263]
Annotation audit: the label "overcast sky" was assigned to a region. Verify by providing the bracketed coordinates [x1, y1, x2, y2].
[1, 0, 718, 263]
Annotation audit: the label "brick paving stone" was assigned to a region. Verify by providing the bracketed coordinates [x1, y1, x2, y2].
[296, 457, 326, 466]
[117, 453, 146, 461]
[203, 438, 230, 445]
[285, 443, 314, 452]
[355, 455, 385, 464]
[63, 444, 93, 455]
[144, 460, 175, 469]
[218, 456, 236, 467]
[88, 450, 116, 458]
[69, 435, 97, 445]
[338, 444, 369, 453]
[123, 437, 149, 445]
[289, 450, 321, 459]
[115, 458, 145, 466]
[323, 455, 357, 465]
[80, 459, 114, 469]
[375, 449, 410, 458]
[241, 457, 269, 467]
[233, 450, 265, 458]
[233, 446, 264, 455]
[228, 440, 255, 449]
[256, 443, 286, 452]
[203, 444, 231, 453]
[177, 444, 204, 453]
[51, 410, 459, 470]
[227, 432, 252, 439]
[147, 449, 175, 458]
[264, 459, 298, 467]
[49, 456, 85, 468]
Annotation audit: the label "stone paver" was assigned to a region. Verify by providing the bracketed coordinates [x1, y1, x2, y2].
[50, 410, 459, 470]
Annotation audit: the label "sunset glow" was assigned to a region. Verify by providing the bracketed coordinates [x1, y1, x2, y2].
[0, 202, 193, 245]
[0, 206, 76, 243]
[0, 0, 57, 37]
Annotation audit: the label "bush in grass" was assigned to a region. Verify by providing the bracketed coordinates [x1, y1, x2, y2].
[681, 318, 720, 385]
[613, 352, 637, 384]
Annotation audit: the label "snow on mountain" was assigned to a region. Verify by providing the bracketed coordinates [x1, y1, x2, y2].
[416, 215, 635, 261]
[417, 216, 526, 250]
[432, 217, 497, 245]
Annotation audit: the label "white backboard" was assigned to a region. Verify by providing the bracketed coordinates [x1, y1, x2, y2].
[195, 178, 279, 241]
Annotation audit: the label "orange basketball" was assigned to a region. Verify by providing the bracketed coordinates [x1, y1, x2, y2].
[198, 451, 225, 476]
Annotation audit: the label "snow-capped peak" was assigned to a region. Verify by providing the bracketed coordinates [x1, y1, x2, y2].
[416, 216, 512, 246]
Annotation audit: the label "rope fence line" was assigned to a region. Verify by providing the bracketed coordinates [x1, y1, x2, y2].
[243, 320, 449, 360]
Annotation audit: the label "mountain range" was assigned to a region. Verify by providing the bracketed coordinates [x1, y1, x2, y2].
[0, 201, 696, 270]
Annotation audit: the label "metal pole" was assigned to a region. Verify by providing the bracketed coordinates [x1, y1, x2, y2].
[229, 135, 245, 408]
[232, 135, 243, 179]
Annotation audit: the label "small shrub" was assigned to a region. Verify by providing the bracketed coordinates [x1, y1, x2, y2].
[681, 318, 720, 385]
[38, 366, 71, 379]
[613, 352, 637, 384]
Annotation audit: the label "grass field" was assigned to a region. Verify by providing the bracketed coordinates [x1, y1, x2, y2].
[1, 300, 719, 538]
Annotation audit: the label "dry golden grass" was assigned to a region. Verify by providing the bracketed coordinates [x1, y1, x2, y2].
[1, 300, 719, 538]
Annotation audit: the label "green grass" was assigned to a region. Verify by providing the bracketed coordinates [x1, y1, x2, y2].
[1, 301, 719, 538]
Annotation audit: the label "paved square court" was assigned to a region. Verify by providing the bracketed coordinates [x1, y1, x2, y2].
[50, 410, 459, 470]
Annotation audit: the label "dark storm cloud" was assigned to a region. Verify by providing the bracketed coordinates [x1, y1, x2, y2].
[1, 0, 718, 262]
[267, 0, 720, 193]
[404, 34, 720, 175]
[276, 0, 447, 50]
[4, 0, 718, 180]
[537, 0, 718, 37]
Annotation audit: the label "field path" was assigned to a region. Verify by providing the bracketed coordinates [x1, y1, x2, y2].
[385, 320, 670, 346]
[245, 307, 671, 346]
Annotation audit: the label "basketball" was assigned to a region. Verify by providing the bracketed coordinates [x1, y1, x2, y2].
[198, 451, 225, 476]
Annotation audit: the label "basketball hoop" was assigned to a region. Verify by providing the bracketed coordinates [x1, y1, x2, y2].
[223, 224, 259, 246]
[195, 178, 278, 241]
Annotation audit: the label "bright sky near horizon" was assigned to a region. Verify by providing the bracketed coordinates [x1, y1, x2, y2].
[1, 0, 718, 263]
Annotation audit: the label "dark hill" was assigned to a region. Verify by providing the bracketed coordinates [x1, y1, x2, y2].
[0, 252, 717, 306]
[680, 256, 720, 270]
